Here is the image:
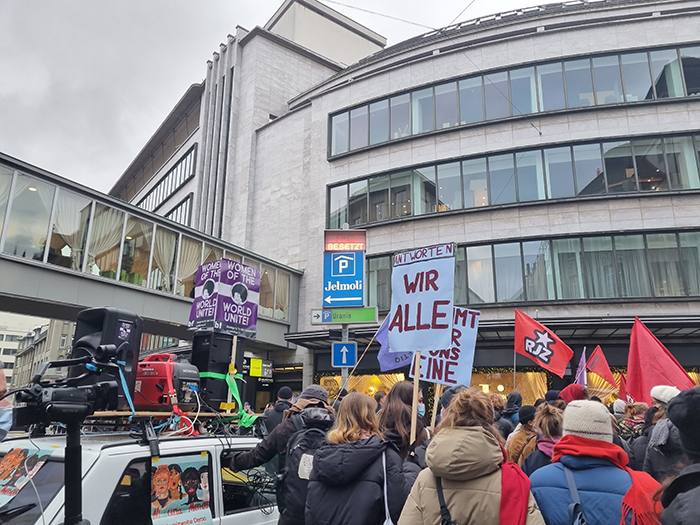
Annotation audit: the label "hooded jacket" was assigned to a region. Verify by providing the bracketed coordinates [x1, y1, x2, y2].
[661, 463, 700, 524]
[521, 437, 560, 477]
[398, 427, 544, 525]
[503, 392, 523, 425]
[264, 399, 292, 434]
[507, 425, 538, 466]
[305, 435, 410, 525]
[643, 418, 687, 482]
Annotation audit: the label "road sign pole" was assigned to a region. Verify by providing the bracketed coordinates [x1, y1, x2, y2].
[341, 323, 349, 391]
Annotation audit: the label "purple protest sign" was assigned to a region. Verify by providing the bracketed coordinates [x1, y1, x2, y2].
[215, 259, 260, 338]
[188, 259, 222, 331]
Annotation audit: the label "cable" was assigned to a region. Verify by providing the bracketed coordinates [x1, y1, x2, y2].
[322, 0, 436, 30]
[25, 434, 46, 525]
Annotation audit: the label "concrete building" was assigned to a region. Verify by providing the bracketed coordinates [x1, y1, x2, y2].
[0, 312, 48, 383]
[13, 319, 76, 387]
[115, 0, 700, 397]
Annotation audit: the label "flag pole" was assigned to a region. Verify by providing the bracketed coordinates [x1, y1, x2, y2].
[513, 349, 517, 391]
[410, 351, 421, 445]
[431, 383, 443, 429]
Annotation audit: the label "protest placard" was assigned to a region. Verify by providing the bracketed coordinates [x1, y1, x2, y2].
[387, 243, 455, 353]
[0, 448, 56, 507]
[151, 454, 213, 525]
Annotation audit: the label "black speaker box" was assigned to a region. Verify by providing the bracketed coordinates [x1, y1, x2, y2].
[191, 331, 242, 411]
[68, 307, 143, 410]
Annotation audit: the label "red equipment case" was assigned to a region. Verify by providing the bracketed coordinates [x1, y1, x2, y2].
[134, 354, 200, 411]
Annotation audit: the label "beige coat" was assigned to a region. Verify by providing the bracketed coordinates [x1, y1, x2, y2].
[506, 426, 538, 466]
[398, 427, 545, 525]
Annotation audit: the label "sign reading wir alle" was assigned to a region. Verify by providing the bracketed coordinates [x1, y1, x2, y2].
[323, 230, 366, 307]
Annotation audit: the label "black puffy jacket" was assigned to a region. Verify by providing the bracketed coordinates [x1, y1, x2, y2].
[306, 436, 411, 525]
[661, 463, 700, 524]
[644, 418, 687, 482]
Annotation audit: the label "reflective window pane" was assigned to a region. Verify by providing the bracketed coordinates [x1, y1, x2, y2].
[484, 72, 510, 119]
[369, 176, 389, 222]
[553, 239, 585, 299]
[120, 217, 153, 287]
[517, 150, 545, 202]
[633, 138, 668, 191]
[48, 189, 91, 270]
[203, 244, 223, 265]
[437, 162, 462, 212]
[467, 245, 494, 304]
[488, 154, 516, 205]
[412, 167, 436, 215]
[592, 55, 623, 105]
[412, 88, 434, 134]
[435, 82, 459, 129]
[494, 243, 524, 302]
[349, 106, 368, 150]
[348, 180, 368, 225]
[665, 136, 700, 189]
[650, 49, 684, 98]
[537, 62, 566, 111]
[259, 265, 276, 318]
[462, 158, 488, 208]
[523, 240, 554, 300]
[455, 247, 468, 305]
[603, 141, 637, 193]
[331, 112, 349, 155]
[544, 147, 575, 198]
[149, 227, 178, 293]
[564, 59, 594, 108]
[458, 77, 484, 124]
[390, 171, 412, 218]
[275, 271, 290, 321]
[390, 94, 411, 139]
[647, 234, 684, 297]
[510, 67, 537, 115]
[87, 204, 124, 278]
[177, 236, 202, 297]
[615, 235, 652, 297]
[3, 174, 55, 261]
[573, 143, 606, 196]
[0, 165, 14, 239]
[583, 237, 617, 298]
[368, 256, 391, 311]
[329, 185, 348, 229]
[680, 46, 700, 96]
[224, 250, 241, 263]
[679, 232, 700, 295]
[369, 100, 389, 145]
[621, 52, 653, 102]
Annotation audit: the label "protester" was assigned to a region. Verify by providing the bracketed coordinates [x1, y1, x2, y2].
[628, 406, 658, 471]
[544, 390, 560, 405]
[558, 383, 586, 403]
[551, 399, 567, 412]
[521, 404, 563, 477]
[305, 392, 411, 525]
[502, 391, 523, 426]
[332, 388, 348, 411]
[264, 386, 294, 434]
[614, 398, 627, 424]
[619, 402, 649, 441]
[590, 396, 602, 403]
[507, 405, 538, 466]
[230, 384, 334, 525]
[374, 390, 386, 413]
[489, 392, 514, 440]
[659, 388, 700, 524]
[644, 385, 686, 482]
[398, 388, 545, 525]
[534, 398, 545, 408]
[379, 381, 428, 461]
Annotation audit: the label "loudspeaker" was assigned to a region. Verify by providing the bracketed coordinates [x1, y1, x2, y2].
[68, 307, 143, 410]
[191, 331, 242, 411]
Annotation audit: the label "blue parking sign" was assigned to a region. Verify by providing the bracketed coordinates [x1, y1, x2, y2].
[323, 251, 364, 307]
[331, 341, 357, 368]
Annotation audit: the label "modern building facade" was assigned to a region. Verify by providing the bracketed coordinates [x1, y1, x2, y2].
[115, 0, 700, 397]
[0, 312, 48, 383]
[12, 319, 76, 387]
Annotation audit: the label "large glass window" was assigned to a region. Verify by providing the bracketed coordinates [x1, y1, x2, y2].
[275, 271, 290, 321]
[331, 112, 349, 155]
[467, 245, 494, 304]
[390, 94, 411, 139]
[0, 165, 12, 236]
[564, 59, 594, 108]
[436, 162, 462, 212]
[592, 55, 624, 105]
[459, 77, 484, 124]
[368, 256, 391, 310]
[412, 87, 434, 134]
[573, 143, 605, 196]
[665, 136, 700, 189]
[522, 240, 554, 300]
[455, 247, 468, 305]
[634, 138, 668, 191]
[348, 180, 368, 225]
[329, 185, 348, 229]
[488, 153, 516, 205]
[259, 265, 276, 318]
[412, 167, 436, 215]
[510, 67, 537, 115]
[3, 173, 55, 261]
[679, 232, 700, 295]
[583, 237, 617, 298]
[621, 52, 653, 102]
[647, 234, 684, 297]
[484, 72, 510, 119]
[544, 147, 575, 198]
[462, 158, 488, 208]
[349, 106, 368, 150]
[517, 150, 545, 202]
[603, 141, 637, 193]
[650, 49, 684, 98]
[390, 171, 412, 218]
[87, 204, 124, 278]
[680, 46, 700, 97]
[435, 82, 459, 129]
[120, 217, 153, 287]
[553, 238, 585, 299]
[494, 243, 524, 302]
[537, 62, 566, 111]
[48, 189, 91, 270]
[369, 176, 390, 222]
[203, 244, 223, 265]
[149, 226, 178, 293]
[369, 100, 389, 145]
[615, 235, 652, 297]
[177, 236, 202, 297]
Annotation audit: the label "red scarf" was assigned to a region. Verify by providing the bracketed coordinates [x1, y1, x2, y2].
[499, 444, 530, 525]
[552, 435, 662, 525]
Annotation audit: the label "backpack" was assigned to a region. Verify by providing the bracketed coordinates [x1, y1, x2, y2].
[276, 414, 328, 520]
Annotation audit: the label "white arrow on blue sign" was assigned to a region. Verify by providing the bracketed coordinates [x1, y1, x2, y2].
[323, 251, 364, 307]
[331, 341, 357, 368]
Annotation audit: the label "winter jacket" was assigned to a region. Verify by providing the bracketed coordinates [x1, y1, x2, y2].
[263, 399, 292, 434]
[619, 416, 645, 441]
[628, 432, 651, 471]
[521, 437, 559, 477]
[398, 427, 545, 525]
[661, 463, 700, 525]
[530, 455, 633, 525]
[643, 418, 687, 482]
[502, 392, 523, 426]
[507, 426, 538, 466]
[305, 436, 411, 525]
[494, 410, 514, 440]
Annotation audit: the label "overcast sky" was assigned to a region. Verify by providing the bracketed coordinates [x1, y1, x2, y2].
[0, 0, 535, 193]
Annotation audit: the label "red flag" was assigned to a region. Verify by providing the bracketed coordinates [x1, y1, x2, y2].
[618, 372, 629, 403]
[586, 345, 616, 387]
[627, 317, 696, 405]
[514, 310, 573, 378]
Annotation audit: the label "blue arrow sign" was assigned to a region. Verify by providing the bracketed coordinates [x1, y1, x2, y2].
[331, 341, 357, 368]
[323, 251, 364, 307]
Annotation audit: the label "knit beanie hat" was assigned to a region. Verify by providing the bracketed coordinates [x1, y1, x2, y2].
[300, 385, 328, 402]
[277, 386, 293, 400]
[613, 399, 626, 415]
[650, 385, 680, 405]
[559, 384, 585, 403]
[519, 405, 536, 426]
[563, 400, 613, 443]
[439, 385, 465, 410]
[666, 388, 700, 461]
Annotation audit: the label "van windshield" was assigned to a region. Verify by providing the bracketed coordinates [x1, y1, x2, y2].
[0, 457, 64, 524]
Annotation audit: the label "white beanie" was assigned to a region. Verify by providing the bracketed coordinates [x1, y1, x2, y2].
[650, 385, 680, 405]
[563, 400, 613, 443]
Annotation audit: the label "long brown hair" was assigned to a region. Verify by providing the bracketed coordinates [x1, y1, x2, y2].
[624, 402, 648, 419]
[327, 392, 382, 444]
[436, 387, 502, 442]
[534, 403, 563, 440]
[378, 381, 414, 449]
